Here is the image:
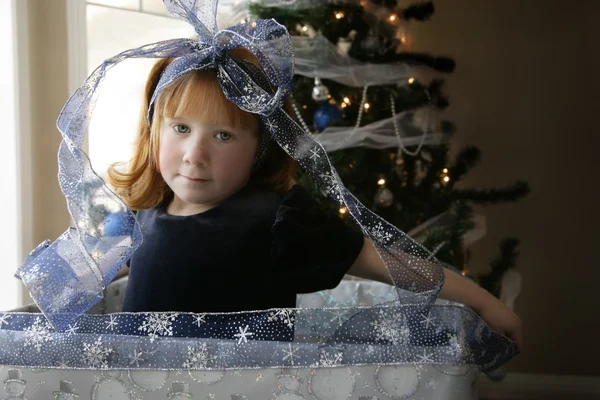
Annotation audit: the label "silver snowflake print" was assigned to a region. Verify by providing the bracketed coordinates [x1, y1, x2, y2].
[281, 343, 300, 366]
[265, 120, 278, 133]
[24, 317, 54, 352]
[416, 350, 434, 363]
[369, 222, 394, 244]
[21, 264, 49, 296]
[328, 309, 348, 325]
[0, 314, 10, 329]
[138, 312, 179, 342]
[314, 350, 343, 367]
[234, 325, 254, 344]
[247, 27, 264, 45]
[319, 173, 342, 201]
[65, 323, 79, 337]
[268, 309, 295, 329]
[47, 287, 75, 313]
[309, 147, 321, 162]
[242, 94, 269, 112]
[183, 343, 213, 369]
[105, 315, 118, 331]
[57, 357, 69, 369]
[445, 333, 463, 357]
[370, 310, 409, 345]
[193, 314, 207, 327]
[419, 313, 437, 329]
[82, 336, 112, 369]
[128, 350, 145, 367]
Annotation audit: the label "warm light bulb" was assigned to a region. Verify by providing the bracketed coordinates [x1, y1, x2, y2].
[443, 168, 448, 173]
[341, 103, 347, 108]
[377, 178, 386, 186]
[240, 19, 247, 24]
[461, 270, 467, 276]
[364, 103, 370, 110]
[302, 105, 307, 109]
[443, 176, 450, 183]
[302, 25, 308, 32]
[339, 206, 347, 214]
[335, 12, 344, 19]
[389, 14, 397, 22]
[251, 21, 257, 28]
[343, 97, 350, 104]
[400, 34, 407, 44]
[408, 77, 415, 84]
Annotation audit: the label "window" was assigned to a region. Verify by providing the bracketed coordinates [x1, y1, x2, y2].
[0, 0, 20, 310]
[86, 2, 194, 176]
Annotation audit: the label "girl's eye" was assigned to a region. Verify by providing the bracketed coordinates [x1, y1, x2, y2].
[174, 124, 190, 134]
[215, 132, 232, 141]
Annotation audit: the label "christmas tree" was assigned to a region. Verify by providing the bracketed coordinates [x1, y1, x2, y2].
[243, 0, 530, 297]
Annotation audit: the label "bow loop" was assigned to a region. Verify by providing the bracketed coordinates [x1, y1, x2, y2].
[148, 18, 294, 121]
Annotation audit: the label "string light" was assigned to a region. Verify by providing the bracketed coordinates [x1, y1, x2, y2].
[302, 25, 308, 32]
[408, 77, 415, 84]
[377, 178, 386, 186]
[302, 104, 307, 109]
[400, 34, 407, 44]
[343, 97, 350, 104]
[339, 206, 348, 214]
[341, 103, 347, 108]
[364, 103, 370, 110]
[443, 176, 450, 183]
[389, 14, 397, 22]
[335, 12, 344, 19]
[251, 21, 257, 28]
[461, 270, 467, 276]
[443, 168, 448, 173]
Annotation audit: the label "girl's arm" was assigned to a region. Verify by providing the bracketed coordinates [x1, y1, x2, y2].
[347, 238, 487, 308]
[347, 238, 524, 348]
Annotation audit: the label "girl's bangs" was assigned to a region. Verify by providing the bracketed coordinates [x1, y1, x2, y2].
[155, 70, 258, 131]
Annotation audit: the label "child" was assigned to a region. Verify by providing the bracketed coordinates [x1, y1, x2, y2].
[106, 47, 522, 349]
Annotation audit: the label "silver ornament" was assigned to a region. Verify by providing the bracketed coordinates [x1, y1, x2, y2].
[375, 187, 394, 208]
[311, 77, 330, 102]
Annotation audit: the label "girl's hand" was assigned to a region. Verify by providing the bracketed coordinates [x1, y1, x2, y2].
[474, 294, 524, 349]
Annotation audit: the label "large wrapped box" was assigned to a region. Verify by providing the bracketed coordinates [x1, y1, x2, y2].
[0, 278, 506, 399]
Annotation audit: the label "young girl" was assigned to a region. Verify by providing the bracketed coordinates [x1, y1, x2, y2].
[106, 47, 523, 349]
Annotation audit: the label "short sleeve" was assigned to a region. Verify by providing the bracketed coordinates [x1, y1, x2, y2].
[270, 185, 365, 293]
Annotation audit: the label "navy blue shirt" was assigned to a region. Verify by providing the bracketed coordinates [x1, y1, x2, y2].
[122, 184, 364, 314]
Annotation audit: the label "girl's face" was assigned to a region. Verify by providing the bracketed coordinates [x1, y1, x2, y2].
[158, 115, 259, 215]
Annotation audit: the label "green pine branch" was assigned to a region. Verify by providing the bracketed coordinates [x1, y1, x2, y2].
[477, 238, 520, 297]
[448, 181, 530, 205]
[448, 145, 481, 182]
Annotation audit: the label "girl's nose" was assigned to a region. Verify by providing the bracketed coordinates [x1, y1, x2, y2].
[182, 138, 210, 166]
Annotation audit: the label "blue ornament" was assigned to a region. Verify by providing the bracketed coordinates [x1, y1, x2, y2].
[313, 102, 342, 132]
[102, 212, 131, 237]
